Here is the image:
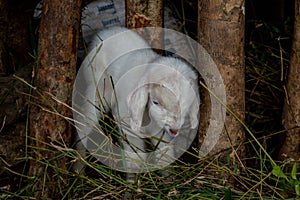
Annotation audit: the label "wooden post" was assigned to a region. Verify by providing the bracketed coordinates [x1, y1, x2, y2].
[125, 0, 163, 50]
[29, 0, 82, 198]
[198, 0, 246, 163]
[279, 0, 300, 162]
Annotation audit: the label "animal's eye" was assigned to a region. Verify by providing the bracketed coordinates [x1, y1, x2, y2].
[152, 100, 160, 105]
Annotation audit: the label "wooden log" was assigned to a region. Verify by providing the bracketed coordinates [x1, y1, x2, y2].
[28, 0, 82, 198]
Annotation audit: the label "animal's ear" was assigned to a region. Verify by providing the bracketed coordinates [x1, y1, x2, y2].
[127, 84, 149, 132]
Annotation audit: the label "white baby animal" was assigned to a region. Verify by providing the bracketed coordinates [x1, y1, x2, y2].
[73, 27, 200, 185]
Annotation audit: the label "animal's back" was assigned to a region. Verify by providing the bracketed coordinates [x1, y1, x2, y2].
[88, 27, 158, 117]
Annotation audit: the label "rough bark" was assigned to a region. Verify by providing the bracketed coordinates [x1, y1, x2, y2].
[125, 0, 163, 50]
[28, 0, 82, 198]
[198, 1, 245, 161]
[279, 0, 300, 162]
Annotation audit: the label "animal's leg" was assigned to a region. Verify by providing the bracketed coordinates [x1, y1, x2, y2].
[153, 132, 175, 167]
[150, 132, 176, 181]
[72, 140, 87, 174]
[121, 134, 146, 184]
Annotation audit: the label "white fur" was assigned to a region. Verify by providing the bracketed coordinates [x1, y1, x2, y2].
[75, 27, 200, 183]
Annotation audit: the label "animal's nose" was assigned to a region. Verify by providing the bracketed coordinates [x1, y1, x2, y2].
[169, 128, 178, 137]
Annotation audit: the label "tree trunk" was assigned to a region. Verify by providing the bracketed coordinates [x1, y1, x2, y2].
[125, 0, 163, 50]
[198, 1, 245, 163]
[125, 0, 163, 28]
[29, 0, 82, 198]
[279, 0, 300, 162]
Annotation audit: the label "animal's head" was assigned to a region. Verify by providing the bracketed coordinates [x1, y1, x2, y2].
[127, 57, 200, 138]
